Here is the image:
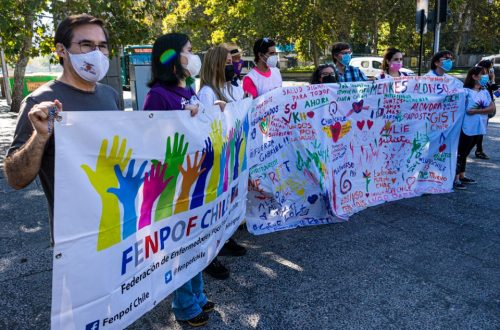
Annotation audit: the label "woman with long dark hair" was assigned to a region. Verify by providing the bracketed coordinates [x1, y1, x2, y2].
[143, 33, 213, 327]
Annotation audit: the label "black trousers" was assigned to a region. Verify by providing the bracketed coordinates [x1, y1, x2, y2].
[456, 130, 481, 175]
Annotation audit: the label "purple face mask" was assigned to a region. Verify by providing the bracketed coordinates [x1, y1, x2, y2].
[233, 60, 244, 76]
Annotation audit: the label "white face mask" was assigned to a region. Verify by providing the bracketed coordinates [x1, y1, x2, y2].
[66, 49, 109, 83]
[266, 55, 278, 68]
[182, 52, 202, 77]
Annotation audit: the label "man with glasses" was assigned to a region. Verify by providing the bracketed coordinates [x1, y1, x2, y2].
[425, 50, 455, 78]
[4, 14, 120, 244]
[331, 42, 367, 82]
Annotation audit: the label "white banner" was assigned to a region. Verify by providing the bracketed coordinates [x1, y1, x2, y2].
[51, 99, 252, 329]
[51, 76, 465, 328]
[246, 76, 465, 234]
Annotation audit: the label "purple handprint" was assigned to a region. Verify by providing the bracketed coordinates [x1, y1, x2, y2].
[139, 162, 173, 230]
[190, 138, 214, 209]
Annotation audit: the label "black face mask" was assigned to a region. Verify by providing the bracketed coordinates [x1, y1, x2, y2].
[322, 75, 336, 84]
[224, 65, 235, 82]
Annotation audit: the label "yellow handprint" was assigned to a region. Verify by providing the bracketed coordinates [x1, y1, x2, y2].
[81, 135, 132, 251]
[206, 120, 223, 203]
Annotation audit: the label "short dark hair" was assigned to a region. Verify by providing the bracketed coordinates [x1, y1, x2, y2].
[381, 48, 403, 72]
[331, 42, 351, 63]
[477, 59, 493, 70]
[148, 33, 190, 88]
[54, 14, 108, 65]
[253, 38, 276, 64]
[310, 64, 335, 84]
[430, 50, 454, 70]
[463, 66, 484, 89]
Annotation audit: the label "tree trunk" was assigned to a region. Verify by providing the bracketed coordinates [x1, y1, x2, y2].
[371, 19, 379, 54]
[453, 1, 470, 56]
[10, 16, 33, 113]
[311, 41, 319, 67]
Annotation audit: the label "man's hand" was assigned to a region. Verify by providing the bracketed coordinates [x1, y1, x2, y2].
[28, 100, 63, 139]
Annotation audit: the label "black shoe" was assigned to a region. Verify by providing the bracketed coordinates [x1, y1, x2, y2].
[475, 152, 489, 159]
[204, 258, 229, 280]
[178, 311, 209, 327]
[202, 301, 215, 313]
[453, 181, 467, 190]
[460, 177, 477, 184]
[219, 238, 247, 257]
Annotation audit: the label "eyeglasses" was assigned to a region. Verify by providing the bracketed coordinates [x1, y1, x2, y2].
[71, 41, 109, 54]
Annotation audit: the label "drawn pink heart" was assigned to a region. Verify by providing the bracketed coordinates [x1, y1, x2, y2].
[307, 111, 315, 118]
[406, 177, 416, 189]
[357, 120, 365, 130]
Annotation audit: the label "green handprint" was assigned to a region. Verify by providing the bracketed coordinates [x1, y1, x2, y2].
[154, 133, 189, 221]
[206, 120, 223, 203]
[81, 135, 132, 251]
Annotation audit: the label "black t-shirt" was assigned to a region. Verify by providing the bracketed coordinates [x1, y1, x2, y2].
[7, 79, 121, 241]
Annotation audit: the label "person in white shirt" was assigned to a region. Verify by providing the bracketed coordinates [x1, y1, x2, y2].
[242, 38, 282, 98]
[199, 46, 244, 109]
[376, 48, 409, 79]
[198, 45, 247, 280]
[454, 66, 496, 190]
[425, 50, 455, 78]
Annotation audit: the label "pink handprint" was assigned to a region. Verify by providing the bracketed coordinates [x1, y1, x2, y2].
[139, 162, 173, 230]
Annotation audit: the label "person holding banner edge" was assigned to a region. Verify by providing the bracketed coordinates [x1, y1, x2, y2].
[4, 14, 120, 244]
[454, 66, 496, 190]
[143, 33, 214, 327]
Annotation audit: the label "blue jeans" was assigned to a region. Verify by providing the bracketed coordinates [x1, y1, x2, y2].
[172, 272, 207, 320]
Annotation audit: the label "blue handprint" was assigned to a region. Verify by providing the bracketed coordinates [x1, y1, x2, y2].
[107, 159, 148, 239]
[233, 126, 244, 180]
[190, 138, 214, 209]
[217, 142, 227, 197]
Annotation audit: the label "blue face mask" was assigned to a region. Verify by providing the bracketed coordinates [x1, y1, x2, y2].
[340, 53, 352, 66]
[441, 59, 453, 72]
[479, 74, 489, 87]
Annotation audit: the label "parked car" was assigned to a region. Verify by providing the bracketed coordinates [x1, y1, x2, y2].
[480, 54, 500, 85]
[350, 56, 414, 78]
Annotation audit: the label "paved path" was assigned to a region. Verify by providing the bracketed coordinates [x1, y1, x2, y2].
[0, 96, 499, 329]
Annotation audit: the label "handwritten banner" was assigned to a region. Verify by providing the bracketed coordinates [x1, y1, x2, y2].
[51, 99, 252, 329]
[51, 76, 465, 328]
[246, 76, 465, 234]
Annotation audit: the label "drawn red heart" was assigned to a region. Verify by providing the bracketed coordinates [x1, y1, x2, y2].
[439, 143, 446, 153]
[391, 178, 397, 184]
[367, 120, 374, 130]
[365, 192, 370, 197]
[356, 120, 365, 130]
[330, 122, 342, 142]
[307, 111, 315, 118]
